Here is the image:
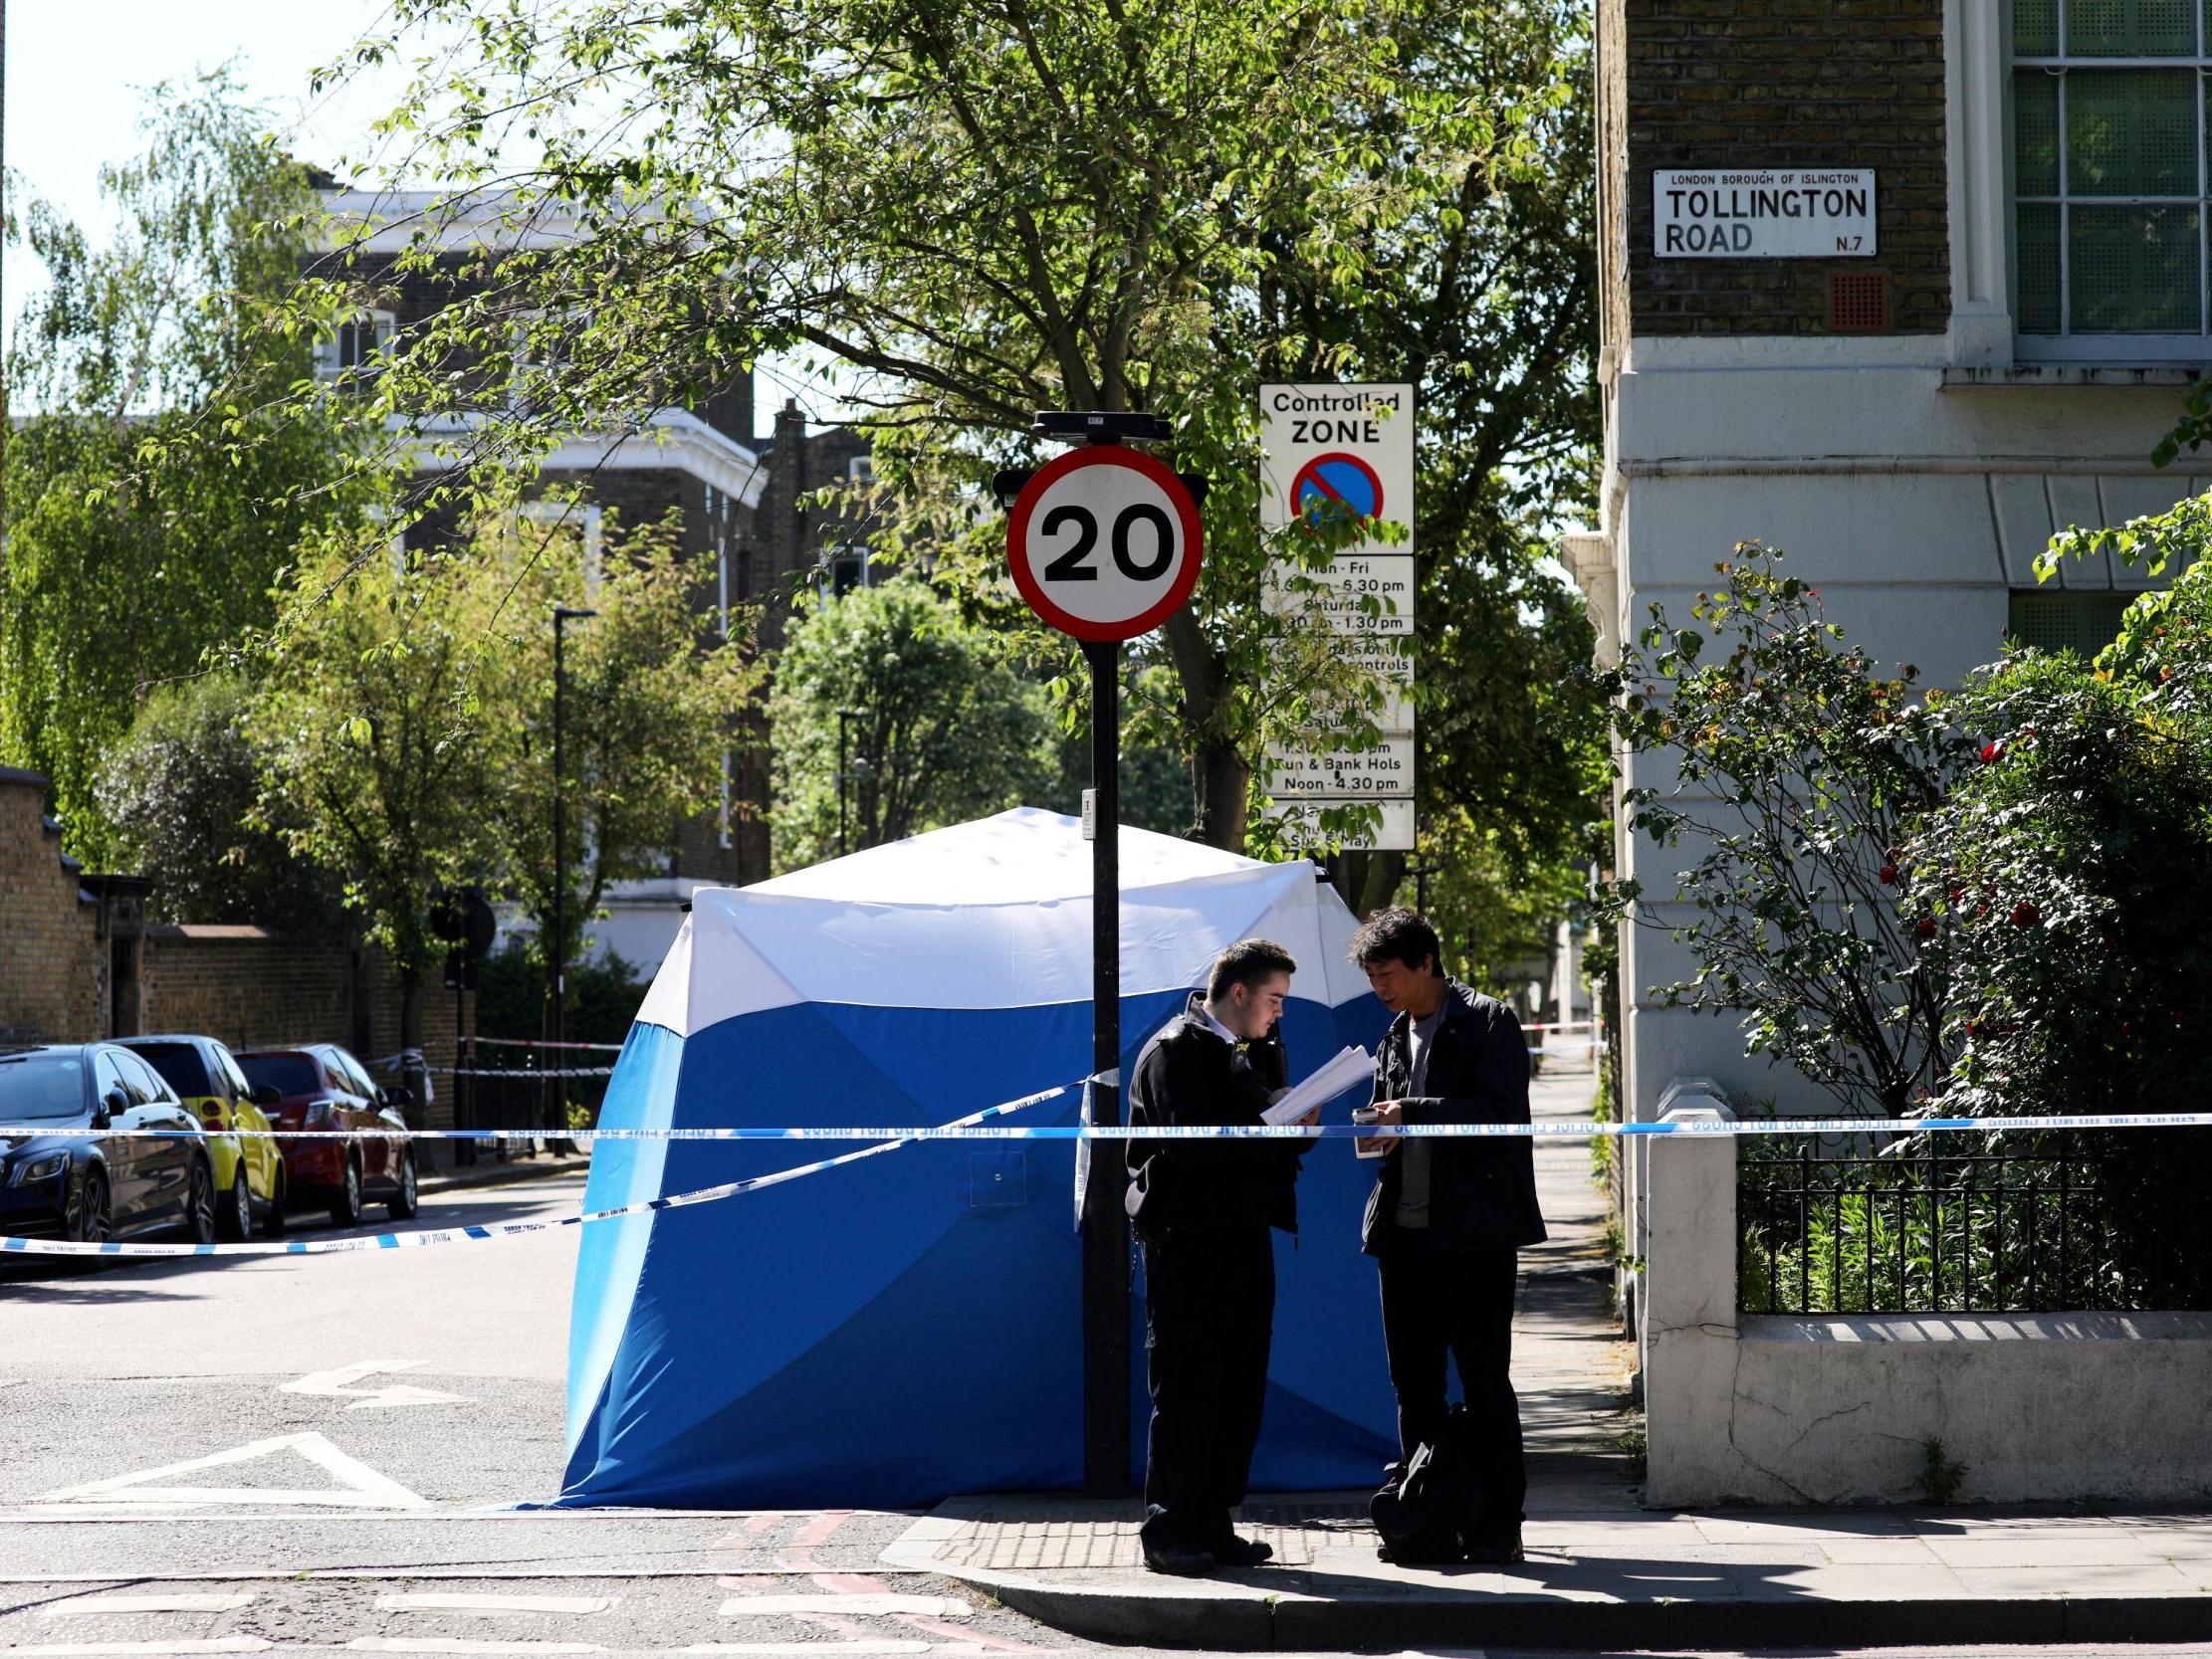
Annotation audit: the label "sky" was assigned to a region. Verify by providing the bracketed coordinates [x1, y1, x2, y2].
[0, 0, 840, 425]
[5, 0, 400, 245]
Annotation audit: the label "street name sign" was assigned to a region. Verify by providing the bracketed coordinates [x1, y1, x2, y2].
[1653, 168, 1877, 258]
[1007, 447, 1203, 643]
[1258, 382, 1417, 852]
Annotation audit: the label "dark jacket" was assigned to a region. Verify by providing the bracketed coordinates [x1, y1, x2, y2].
[1124, 991, 1307, 1236]
[1361, 981, 1548, 1255]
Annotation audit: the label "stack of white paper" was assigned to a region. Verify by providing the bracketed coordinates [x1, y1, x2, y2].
[1261, 1045, 1376, 1126]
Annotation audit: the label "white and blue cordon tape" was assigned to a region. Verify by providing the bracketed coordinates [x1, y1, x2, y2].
[4, 1093, 2206, 1262]
[0, 1084, 1072, 1261]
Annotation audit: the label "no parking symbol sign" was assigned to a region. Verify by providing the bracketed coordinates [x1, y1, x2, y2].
[1289, 451, 1386, 529]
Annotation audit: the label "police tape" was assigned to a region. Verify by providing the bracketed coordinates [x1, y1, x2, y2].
[0, 1083, 1075, 1259]
[9, 1112, 2212, 1142]
[438, 1066, 618, 1079]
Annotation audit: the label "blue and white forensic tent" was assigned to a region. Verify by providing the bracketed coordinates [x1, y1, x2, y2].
[558, 807, 1396, 1510]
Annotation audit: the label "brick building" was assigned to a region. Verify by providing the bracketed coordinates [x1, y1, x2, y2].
[1576, 1, 2211, 1505]
[319, 190, 879, 964]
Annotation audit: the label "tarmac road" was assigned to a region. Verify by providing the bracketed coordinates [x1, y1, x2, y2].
[0, 1171, 1073, 1653]
[4, 1169, 2206, 1659]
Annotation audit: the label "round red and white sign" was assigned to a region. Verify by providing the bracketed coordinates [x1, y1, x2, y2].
[1006, 447, 1203, 643]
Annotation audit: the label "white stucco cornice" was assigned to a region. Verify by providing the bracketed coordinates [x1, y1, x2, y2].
[398, 409, 768, 509]
[319, 188, 596, 256]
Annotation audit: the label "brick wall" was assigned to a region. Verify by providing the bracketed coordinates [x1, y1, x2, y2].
[1616, 0, 1950, 336]
[0, 770, 101, 1042]
[141, 927, 469, 1129]
[1598, 0, 1632, 374]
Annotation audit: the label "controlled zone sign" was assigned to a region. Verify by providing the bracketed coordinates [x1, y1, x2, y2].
[1007, 447, 1204, 643]
[1258, 382, 1418, 854]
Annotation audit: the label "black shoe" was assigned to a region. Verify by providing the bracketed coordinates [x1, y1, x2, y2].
[1209, 1534, 1274, 1566]
[1141, 1542, 1217, 1576]
[1463, 1530, 1524, 1565]
[1378, 1535, 1466, 1566]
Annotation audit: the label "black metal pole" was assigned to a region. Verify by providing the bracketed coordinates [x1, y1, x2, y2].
[552, 614, 566, 1147]
[550, 606, 596, 1152]
[1081, 635, 1131, 1497]
[455, 983, 474, 1167]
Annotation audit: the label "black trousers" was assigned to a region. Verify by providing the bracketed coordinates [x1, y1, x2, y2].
[1139, 1225, 1274, 1550]
[1375, 1231, 1526, 1539]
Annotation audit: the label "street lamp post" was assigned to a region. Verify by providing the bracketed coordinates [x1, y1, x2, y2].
[551, 605, 598, 1149]
[836, 706, 864, 857]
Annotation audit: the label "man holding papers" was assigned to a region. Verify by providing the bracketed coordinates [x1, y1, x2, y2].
[1124, 938, 1316, 1576]
[1352, 907, 1547, 1565]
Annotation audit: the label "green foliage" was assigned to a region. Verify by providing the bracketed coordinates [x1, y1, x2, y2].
[769, 577, 1055, 871]
[1918, 1439, 1967, 1506]
[1590, 1061, 1615, 1187]
[249, 542, 505, 979]
[98, 675, 342, 932]
[475, 942, 645, 1046]
[1912, 653, 2212, 1126]
[296, 0, 1601, 863]
[0, 72, 377, 860]
[472, 511, 763, 977]
[1042, 664, 1195, 838]
[253, 510, 761, 1009]
[1607, 546, 1970, 1117]
[1902, 636, 2212, 1303]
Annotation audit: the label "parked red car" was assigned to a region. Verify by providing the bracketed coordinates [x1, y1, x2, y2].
[232, 1044, 419, 1227]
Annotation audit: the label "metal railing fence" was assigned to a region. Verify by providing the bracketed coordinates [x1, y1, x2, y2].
[1738, 1128, 2212, 1316]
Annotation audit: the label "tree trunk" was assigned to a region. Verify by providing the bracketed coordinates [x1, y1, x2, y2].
[1331, 851, 1405, 920]
[1191, 740, 1249, 854]
[1162, 609, 1245, 851]
[1345, 850, 1407, 921]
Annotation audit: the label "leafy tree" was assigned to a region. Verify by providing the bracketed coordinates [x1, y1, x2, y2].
[1902, 637, 2212, 1308]
[254, 510, 760, 1050]
[770, 577, 1055, 870]
[297, 0, 1601, 862]
[249, 536, 509, 1060]
[0, 72, 375, 859]
[1044, 664, 1197, 840]
[98, 675, 343, 933]
[475, 511, 763, 1025]
[1607, 547, 1970, 1118]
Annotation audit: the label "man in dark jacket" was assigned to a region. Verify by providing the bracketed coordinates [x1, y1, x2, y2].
[1354, 907, 1546, 1563]
[1124, 937, 1313, 1575]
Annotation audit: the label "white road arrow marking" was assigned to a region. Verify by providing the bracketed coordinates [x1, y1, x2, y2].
[280, 1359, 471, 1410]
[38, 1432, 430, 1509]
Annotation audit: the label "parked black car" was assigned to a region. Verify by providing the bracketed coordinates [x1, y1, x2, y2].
[0, 1044, 220, 1246]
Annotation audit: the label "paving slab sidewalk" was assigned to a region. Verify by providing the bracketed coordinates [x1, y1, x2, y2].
[417, 1151, 589, 1196]
[884, 1062, 2212, 1649]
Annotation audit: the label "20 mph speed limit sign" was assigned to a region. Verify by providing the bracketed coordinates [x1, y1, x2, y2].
[1007, 447, 1203, 642]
